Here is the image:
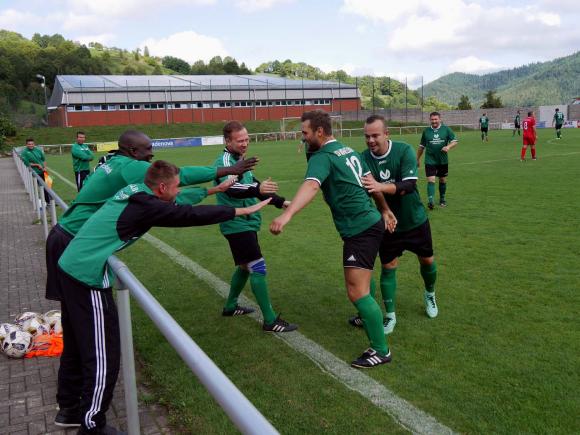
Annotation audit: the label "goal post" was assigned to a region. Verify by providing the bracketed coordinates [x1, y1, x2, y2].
[280, 115, 343, 139]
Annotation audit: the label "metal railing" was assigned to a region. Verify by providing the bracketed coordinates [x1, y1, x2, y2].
[12, 150, 279, 435]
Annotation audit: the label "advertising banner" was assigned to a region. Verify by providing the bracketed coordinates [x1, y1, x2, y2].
[96, 141, 118, 152]
[151, 137, 202, 148]
[202, 136, 224, 146]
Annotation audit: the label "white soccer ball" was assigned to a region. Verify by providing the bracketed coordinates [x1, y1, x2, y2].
[0, 323, 22, 343]
[2, 330, 32, 358]
[43, 310, 61, 326]
[52, 318, 63, 335]
[16, 312, 49, 336]
[15, 311, 42, 326]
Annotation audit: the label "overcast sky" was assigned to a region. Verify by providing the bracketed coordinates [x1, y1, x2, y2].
[1, 0, 579, 88]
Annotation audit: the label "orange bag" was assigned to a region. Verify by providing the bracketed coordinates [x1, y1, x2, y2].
[25, 334, 63, 358]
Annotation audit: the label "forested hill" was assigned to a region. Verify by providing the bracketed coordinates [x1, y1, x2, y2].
[0, 29, 452, 133]
[423, 51, 580, 107]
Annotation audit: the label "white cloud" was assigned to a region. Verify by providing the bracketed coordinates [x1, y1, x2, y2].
[234, 0, 294, 12]
[140, 31, 229, 63]
[0, 9, 45, 30]
[341, 0, 570, 56]
[64, 0, 216, 18]
[447, 56, 500, 73]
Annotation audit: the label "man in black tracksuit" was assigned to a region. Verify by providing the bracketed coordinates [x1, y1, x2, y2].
[56, 160, 270, 434]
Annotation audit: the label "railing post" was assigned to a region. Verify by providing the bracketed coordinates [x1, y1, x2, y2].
[50, 199, 58, 226]
[115, 278, 141, 435]
[40, 185, 49, 239]
[32, 177, 41, 219]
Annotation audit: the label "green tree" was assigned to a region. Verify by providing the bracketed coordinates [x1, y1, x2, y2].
[162, 56, 190, 74]
[458, 94, 472, 110]
[481, 90, 503, 108]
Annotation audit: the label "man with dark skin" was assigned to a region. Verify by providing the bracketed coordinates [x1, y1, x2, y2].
[47, 130, 258, 428]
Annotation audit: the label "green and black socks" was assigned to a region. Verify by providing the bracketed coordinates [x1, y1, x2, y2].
[380, 267, 397, 315]
[420, 262, 437, 293]
[224, 266, 277, 324]
[353, 294, 389, 356]
[224, 267, 249, 310]
[439, 182, 447, 203]
[427, 182, 435, 205]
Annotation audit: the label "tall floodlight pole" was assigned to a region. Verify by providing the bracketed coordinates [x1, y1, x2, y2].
[36, 74, 48, 125]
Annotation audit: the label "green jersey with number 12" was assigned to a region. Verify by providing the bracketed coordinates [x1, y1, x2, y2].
[305, 140, 381, 238]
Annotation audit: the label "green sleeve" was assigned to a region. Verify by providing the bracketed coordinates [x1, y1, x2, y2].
[20, 151, 30, 166]
[178, 166, 217, 186]
[305, 153, 330, 184]
[419, 131, 427, 147]
[121, 160, 151, 185]
[71, 144, 94, 161]
[447, 126, 456, 142]
[401, 145, 419, 180]
[40, 148, 46, 163]
[175, 187, 209, 205]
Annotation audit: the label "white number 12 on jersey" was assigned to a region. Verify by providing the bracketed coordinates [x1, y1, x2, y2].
[345, 156, 363, 186]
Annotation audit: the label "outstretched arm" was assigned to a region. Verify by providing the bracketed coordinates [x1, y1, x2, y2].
[270, 180, 319, 235]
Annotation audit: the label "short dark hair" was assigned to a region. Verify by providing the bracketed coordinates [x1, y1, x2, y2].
[223, 121, 245, 140]
[555, 108, 559, 111]
[365, 114, 387, 129]
[301, 110, 332, 135]
[76, 131, 85, 136]
[528, 111, 533, 116]
[145, 160, 179, 190]
[25, 138, 34, 143]
[429, 112, 441, 118]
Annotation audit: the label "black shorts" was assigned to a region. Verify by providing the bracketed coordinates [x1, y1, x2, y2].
[425, 164, 448, 178]
[379, 220, 434, 264]
[555, 124, 563, 130]
[225, 231, 263, 265]
[481, 127, 488, 133]
[514, 123, 520, 129]
[46, 224, 74, 301]
[342, 219, 384, 270]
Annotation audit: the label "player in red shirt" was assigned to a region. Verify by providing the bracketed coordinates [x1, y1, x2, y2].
[521, 111, 537, 161]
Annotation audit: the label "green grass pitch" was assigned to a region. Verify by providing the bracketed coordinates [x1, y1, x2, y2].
[46, 127, 580, 434]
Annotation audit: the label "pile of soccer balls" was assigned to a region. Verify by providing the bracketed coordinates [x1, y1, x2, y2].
[0, 310, 62, 358]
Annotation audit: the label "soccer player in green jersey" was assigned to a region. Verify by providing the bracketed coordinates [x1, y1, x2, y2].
[215, 121, 297, 333]
[56, 160, 269, 434]
[270, 110, 397, 369]
[20, 138, 52, 206]
[553, 108, 565, 139]
[71, 131, 94, 191]
[513, 111, 521, 136]
[417, 112, 458, 209]
[358, 115, 438, 334]
[479, 113, 489, 142]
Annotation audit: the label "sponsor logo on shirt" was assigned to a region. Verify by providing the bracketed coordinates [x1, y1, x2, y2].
[333, 147, 354, 157]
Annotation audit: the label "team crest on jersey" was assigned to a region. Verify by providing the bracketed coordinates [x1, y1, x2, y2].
[433, 133, 440, 139]
[379, 169, 391, 180]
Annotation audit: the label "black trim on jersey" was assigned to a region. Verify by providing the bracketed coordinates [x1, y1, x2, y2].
[394, 179, 417, 195]
[224, 177, 286, 208]
[116, 192, 235, 242]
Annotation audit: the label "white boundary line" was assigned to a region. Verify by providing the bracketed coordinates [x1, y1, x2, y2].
[142, 233, 454, 435]
[48, 166, 455, 435]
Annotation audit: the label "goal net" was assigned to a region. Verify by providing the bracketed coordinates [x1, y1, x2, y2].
[280, 115, 343, 140]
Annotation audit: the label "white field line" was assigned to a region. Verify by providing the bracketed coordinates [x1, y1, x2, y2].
[143, 233, 454, 435]
[47, 166, 455, 434]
